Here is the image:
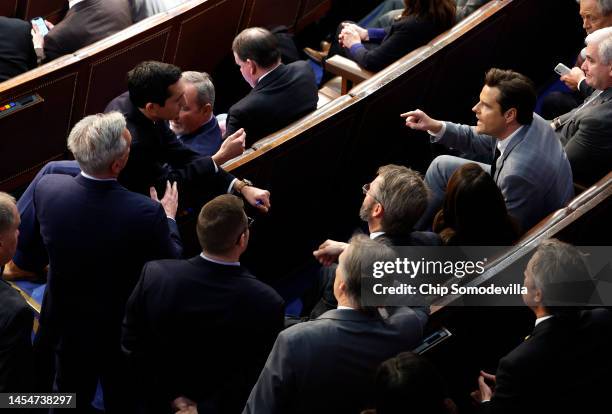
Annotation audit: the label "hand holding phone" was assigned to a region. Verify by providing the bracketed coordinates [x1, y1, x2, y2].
[554, 63, 571, 77]
[31, 17, 49, 37]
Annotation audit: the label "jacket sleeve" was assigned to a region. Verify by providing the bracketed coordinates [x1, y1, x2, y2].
[0, 301, 34, 392]
[433, 122, 495, 160]
[242, 332, 295, 414]
[350, 18, 436, 72]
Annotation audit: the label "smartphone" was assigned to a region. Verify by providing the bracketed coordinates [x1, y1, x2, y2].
[31, 17, 49, 37]
[554, 63, 571, 77]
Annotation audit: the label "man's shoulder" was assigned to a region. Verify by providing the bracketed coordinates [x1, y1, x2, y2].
[0, 16, 30, 33]
[105, 91, 132, 114]
[0, 281, 32, 327]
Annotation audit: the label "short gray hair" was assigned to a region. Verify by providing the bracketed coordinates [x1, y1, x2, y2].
[585, 26, 612, 64]
[339, 234, 396, 304]
[182, 71, 215, 108]
[0, 192, 17, 234]
[375, 165, 429, 235]
[67, 112, 128, 176]
[597, 0, 612, 16]
[530, 239, 593, 307]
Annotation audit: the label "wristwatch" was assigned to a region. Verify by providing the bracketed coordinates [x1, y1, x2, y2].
[234, 179, 253, 195]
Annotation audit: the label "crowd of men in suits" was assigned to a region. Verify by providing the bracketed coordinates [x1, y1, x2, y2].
[1, 0, 612, 413]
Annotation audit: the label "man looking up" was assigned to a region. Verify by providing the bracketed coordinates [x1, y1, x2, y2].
[123, 195, 284, 414]
[226, 27, 318, 146]
[402, 68, 573, 231]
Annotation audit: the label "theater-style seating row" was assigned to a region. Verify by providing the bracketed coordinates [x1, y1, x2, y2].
[0, 0, 331, 191]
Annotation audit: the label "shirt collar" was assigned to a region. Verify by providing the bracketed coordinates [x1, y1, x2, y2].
[337, 305, 355, 310]
[200, 252, 240, 267]
[370, 231, 385, 240]
[80, 172, 117, 182]
[535, 315, 553, 327]
[257, 64, 281, 84]
[497, 125, 524, 156]
[69, 0, 85, 8]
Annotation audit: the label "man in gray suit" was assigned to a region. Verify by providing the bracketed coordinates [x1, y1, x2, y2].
[403, 68, 573, 232]
[553, 27, 612, 186]
[244, 235, 428, 414]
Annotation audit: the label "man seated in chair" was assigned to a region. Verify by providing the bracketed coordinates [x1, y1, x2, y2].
[226, 27, 318, 146]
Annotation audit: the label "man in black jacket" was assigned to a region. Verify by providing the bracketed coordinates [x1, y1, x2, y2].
[0, 17, 37, 82]
[0, 192, 33, 393]
[472, 239, 612, 413]
[226, 27, 318, 146]
[123, 194, 284, 414]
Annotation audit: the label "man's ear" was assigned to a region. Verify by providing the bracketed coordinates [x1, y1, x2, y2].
[534, 288, 543, 304]
[504, 108, 517, 124]
[201, 103, 213, 117]
[372, 202, 384, 218]
[247, 59, 257, 76]
[144, 102, 158, 117]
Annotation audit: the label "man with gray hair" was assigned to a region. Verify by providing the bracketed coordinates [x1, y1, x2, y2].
[0, 192, 34, 392]
[302, 164, 439, 318]
[32, 112, 182, 411]
[553, 26, 612, 185]
[170, 71, 245, 160]
[472, 239, 612, 413]
[245, 234, 428, 413]
[227, 27, 318, 146]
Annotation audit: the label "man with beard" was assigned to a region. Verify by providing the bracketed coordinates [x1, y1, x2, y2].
[302, 164, 440, 318]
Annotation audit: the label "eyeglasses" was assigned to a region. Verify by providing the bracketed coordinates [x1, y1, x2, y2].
[362, 183, 381, 204]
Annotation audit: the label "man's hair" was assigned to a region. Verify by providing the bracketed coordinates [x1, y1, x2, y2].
[530, 239, 594, 308]
[339, 234, 396, 304]
[597, 0, 612, 16]
[197, 194, 247, 255]
[0, 192, 17, 234]
[376, 165, 428, 235]
[585, 26, 612, 65]
[373, 352, 450, 414]
[483, 68, 536, 125]
[127, 61, 182, 108]
[67, 112, 128, 176]
[182, 71, 215, 108]
[232, 27, 281, 69]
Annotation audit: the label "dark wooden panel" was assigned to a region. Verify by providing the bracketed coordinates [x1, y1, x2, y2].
[0, 0, 19, 17]
[173, 0, 245, 72]
[17, 0, 67, 23]
[0, 71, 78, 190]
[83, 28, 173, 115]
[242, 0, 301, 29]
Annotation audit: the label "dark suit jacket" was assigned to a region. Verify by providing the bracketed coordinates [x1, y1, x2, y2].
[34, 174, 181, 354]
[351, 15, 451, 72]
[122, 255, 284, 413]
[225, 62, 318, 146]
[0, 17, 37, 82]
[483, 309, 612, 413]
[44, 0, 132, 62]
[244, 307, 428, 414]
[556, 88, 612, 186]
[0, 279, 34, 392]
[106, 92, 235, 196]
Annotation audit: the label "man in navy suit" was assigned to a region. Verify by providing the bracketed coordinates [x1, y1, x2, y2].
[33, 112, 182, 412]
[472, 239, 612, 413]
[122, 194, 284, 414]
[226, 27, 318, 146]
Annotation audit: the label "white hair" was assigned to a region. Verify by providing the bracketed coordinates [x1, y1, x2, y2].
[585, 26, 612, 64]
[597, 0, 612, 16]
[67, 112, 128, 176]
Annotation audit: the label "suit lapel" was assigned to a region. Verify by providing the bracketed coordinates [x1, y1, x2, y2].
[493, 125, 527, 182]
